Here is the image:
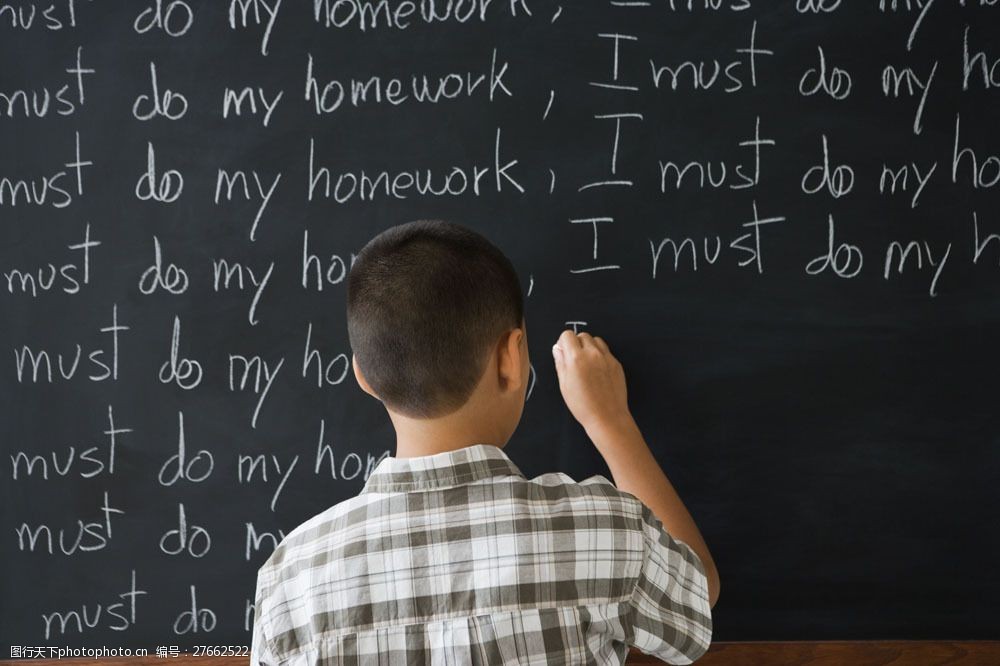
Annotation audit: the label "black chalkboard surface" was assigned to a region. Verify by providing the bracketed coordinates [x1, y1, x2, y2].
[2, 0, 999, 657]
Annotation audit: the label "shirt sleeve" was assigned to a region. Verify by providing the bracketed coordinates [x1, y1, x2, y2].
[625, 503, 713, 665]
[250, 569, 281, 666]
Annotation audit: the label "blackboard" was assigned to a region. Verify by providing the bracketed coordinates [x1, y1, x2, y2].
[2, 0, 999, 658]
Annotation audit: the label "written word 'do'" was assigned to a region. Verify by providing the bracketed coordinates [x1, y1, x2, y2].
[799, 45, 851, 99]
[802, 134, 855, 198]
[134, 0, 193, 37]
[139, 236, 189, 294]
[806, 214, 864, 279]
[135, 142, 184, 203]
[158, 316, 203, 390]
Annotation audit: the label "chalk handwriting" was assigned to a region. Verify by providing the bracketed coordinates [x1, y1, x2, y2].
[41, 570, 145, 638]
[0, 46, 93, 118]
[3, 223, 99, 297]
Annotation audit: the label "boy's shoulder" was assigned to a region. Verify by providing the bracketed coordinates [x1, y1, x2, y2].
[260, 490, 379, 565]
[521, 470, 646, 507]
[517, 470, 653, 524]
[258, 469, 652, 576]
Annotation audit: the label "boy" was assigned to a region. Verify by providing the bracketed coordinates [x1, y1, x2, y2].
[250, 220, 719, 665]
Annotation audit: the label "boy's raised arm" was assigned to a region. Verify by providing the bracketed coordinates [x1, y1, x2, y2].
[552, 329, 721, 608]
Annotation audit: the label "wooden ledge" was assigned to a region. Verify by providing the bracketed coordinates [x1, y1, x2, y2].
[3, 641, 999, 665]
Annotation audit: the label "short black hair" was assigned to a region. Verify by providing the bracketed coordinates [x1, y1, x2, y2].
[347, 220, 524, 419]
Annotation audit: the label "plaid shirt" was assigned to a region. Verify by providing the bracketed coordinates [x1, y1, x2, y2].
[250, 444, 712, 665]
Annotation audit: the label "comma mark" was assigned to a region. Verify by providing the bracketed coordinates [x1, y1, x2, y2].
[543, 90, 555, 119]
[551, 6, 562, 22]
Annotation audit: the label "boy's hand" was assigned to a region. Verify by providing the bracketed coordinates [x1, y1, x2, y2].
[552, 330, 634, 438]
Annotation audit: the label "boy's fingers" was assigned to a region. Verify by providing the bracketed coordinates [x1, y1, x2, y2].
[577, 332, 598, 351]
[556, 329, 581, 353]
[592, 336, 610, 354]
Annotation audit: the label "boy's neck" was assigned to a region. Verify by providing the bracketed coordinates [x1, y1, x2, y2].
[390, 409, 503, 459]
[394, 438, 501, 459]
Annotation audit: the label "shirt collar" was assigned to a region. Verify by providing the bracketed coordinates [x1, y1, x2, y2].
[361, 443, 524, 493]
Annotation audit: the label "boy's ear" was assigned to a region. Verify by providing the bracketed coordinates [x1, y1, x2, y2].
[352, 354, 378, 399]
[498, 327, 526, 392]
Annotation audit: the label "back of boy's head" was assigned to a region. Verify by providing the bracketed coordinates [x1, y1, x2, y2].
[347, 220, 524, 419]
